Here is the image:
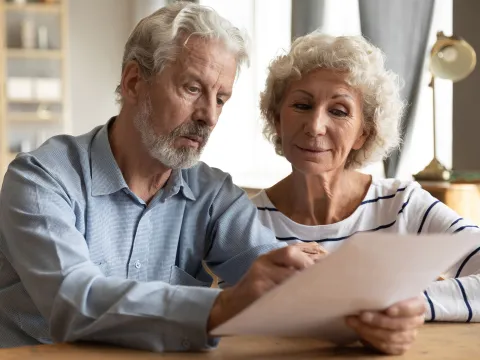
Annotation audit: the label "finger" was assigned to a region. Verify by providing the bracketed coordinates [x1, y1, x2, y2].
[386, 296, 427, 317]
[296, 243, 328, 263]
[261, 265, 297, 285]
[307, 253, 325, 263]
[346, 316, 418, 345]
[358, 311, 425, 331]
[293, 242, 328, 255]
[361, 338, 413, 356]
[268, 246, 315, 270]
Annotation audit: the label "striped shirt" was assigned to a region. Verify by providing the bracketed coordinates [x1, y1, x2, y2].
[0, 120, 284, 351]
[252, 178, 480, 322]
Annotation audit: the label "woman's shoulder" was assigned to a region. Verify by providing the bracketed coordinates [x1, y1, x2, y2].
[361, 178, 423, 211]
[250, 189, 270, 207]
[369, 178, 421, 194]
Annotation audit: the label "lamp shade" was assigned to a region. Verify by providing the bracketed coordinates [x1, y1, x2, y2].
[430, 32, 477, 82]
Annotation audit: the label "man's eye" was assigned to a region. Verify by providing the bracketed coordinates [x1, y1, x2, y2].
[187, 86, 200, 94]
[217, 98, 225, 106]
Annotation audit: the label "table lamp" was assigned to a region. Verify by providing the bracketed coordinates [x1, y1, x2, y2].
[413, 31, 476, 182]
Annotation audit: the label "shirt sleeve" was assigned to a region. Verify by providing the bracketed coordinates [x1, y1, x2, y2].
[204, 175, 285, 285]
[403, 186, 480, 322]
[0, 156, 221, 352]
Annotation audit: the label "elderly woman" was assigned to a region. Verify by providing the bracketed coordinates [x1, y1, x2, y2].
[253, 33, 480, 353]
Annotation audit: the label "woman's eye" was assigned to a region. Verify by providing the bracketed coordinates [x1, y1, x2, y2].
[293, 103, 311, 110]
[330, 108, 348, 117]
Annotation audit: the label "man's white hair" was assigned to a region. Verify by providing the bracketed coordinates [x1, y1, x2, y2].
[116, 1, 250, 101]
[260, 32, 405, 169]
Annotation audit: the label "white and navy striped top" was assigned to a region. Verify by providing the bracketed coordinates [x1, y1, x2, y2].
[252, 178, 480, 323]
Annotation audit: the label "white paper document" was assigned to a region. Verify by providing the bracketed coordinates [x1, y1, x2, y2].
[211, 233, 480, 343]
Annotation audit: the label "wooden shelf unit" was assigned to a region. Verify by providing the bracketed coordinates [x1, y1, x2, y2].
[4, 2, 61, 13]
[0, 0, 69, 181]
[6, 48, 63, 58]
[7, 112, 61, 122]
[6, 98, 62, 105]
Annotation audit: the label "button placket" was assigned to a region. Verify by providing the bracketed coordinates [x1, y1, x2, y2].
[128, 210, 151, 280]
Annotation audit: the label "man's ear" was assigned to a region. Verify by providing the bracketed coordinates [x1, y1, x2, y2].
[120, 61, 145, 105]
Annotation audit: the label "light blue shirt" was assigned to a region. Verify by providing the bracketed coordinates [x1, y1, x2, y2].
[0, 119, 283, 351]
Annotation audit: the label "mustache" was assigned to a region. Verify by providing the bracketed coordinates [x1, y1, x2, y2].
[171, 121, 211, 144]
[139, 95, 211, 141]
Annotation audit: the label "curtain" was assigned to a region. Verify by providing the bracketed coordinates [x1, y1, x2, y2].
[291, 0, 326, 41]
[359, 0, 435, 178]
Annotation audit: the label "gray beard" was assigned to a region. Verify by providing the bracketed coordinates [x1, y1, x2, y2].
[133, 97, 210, 169]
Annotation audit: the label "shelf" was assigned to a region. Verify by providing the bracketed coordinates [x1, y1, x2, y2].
[7, 112, 60, 122]
[4, 3, 61, 13]
[7, 99, 63, 105]
[6, 49, 63, 59]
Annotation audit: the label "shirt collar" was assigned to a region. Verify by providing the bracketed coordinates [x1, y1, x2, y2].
[91, 118, 128, 196]
[161, 168, 196, 201]
[90, 118, 196, 201]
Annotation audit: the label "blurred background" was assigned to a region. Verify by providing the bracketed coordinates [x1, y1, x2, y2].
[1, 0, 478, 196]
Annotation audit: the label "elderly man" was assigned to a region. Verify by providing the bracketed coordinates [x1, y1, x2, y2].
[0, 2, 424, 354]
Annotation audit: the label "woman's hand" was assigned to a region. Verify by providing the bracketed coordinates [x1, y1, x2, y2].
[346, 296, 426, 355]
[292, 242, 328, 262]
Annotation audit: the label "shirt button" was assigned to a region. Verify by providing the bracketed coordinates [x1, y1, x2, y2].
[181, 338, 190, 350]
[134, 260, 142, 269]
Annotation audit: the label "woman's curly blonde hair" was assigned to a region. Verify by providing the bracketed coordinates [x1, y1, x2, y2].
[259, 32, 405, 169]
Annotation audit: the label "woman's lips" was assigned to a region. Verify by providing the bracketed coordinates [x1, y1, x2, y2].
[296, 145, 330, 153]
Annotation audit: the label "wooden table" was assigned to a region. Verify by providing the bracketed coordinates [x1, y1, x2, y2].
[0, 324, 478, 359]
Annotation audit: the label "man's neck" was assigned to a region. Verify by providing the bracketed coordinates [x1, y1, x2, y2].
[109, 111, 172, 203]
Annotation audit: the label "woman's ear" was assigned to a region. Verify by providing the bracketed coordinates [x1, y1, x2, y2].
[274, 114, 281, 137]
[352, 120, 370, 151]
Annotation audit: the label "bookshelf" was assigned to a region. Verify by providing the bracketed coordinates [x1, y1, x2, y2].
[4, 2, 61, 12]
[0, 0, 69, 181]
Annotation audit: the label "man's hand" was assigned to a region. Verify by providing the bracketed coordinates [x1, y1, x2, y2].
[207, 246, 314, 332]
[346, 296, 426, 355]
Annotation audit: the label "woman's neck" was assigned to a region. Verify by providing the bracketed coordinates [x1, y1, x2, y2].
[266, 170, 372, 226]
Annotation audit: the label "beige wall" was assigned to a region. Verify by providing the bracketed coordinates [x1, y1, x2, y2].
[68, 0, 131, 135]
[452, 1, 480, 171]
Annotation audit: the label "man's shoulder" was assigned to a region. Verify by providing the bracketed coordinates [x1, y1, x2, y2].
[7, 126, 102, 189]
[182, 162, 242, 198]
[35, 128, 98, 158]
[184, 161, 230, 181]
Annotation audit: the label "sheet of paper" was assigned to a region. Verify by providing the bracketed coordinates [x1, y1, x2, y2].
[211, 232, 480, 344]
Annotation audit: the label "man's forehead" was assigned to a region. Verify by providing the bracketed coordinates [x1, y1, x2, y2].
[178, 37, 236, 74]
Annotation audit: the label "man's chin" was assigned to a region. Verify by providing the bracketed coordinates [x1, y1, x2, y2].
[147, 145, 203, 169]
[162, 154, 201, 170]
[175, 158, 200, 169]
